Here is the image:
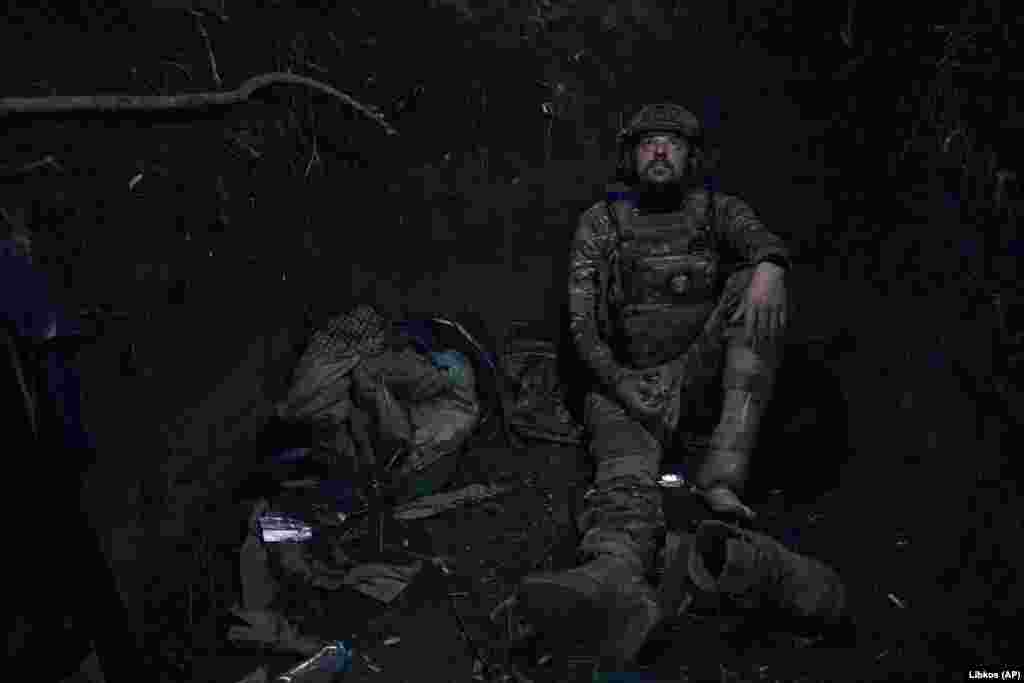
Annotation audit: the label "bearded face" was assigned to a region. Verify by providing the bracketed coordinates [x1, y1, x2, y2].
[634, 133, 689, 188]
[628, 133, 702, 209]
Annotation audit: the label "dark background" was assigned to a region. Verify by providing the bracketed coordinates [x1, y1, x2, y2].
[2, 0, 1020, 680]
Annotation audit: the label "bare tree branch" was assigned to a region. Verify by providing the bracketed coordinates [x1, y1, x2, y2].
[0, 72, 399, 136]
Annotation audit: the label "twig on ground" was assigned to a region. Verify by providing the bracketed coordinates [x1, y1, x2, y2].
[287, 32, 329, 74]
[505, 604, 513, 670]
[159, 60, 193, 82]
[130, 66, 161, 94]
[205, 533, 215, 615]
[304, 131, 321, 178]
[302, 104, 321, 178]
[0, 155, 63, 177]
[0, 73, 398, 135]
[187, 575, 194, 632]
[188, 9, 222, 87]
[841, 0, 857, 48]
[225, 131, 261, 159]
[193, 2, 229, 23]
[301, 60, 329, 74]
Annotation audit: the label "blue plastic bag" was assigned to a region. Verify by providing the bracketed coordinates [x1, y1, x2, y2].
[428, 349, 472, 389]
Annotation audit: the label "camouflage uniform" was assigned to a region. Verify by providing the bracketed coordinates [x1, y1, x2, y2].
[517, 104, 791, 665]
[570, 184, 791, 573]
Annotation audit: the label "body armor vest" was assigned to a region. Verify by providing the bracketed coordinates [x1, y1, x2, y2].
[605, 189, 722, 369]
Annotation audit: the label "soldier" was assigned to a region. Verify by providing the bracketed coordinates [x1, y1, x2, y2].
[516, 103, 795, 667]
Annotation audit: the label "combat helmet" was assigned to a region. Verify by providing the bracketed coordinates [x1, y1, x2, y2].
[615, 103, 704, 181]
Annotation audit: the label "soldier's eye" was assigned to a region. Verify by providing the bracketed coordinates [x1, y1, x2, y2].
[640, 137, 683, 150]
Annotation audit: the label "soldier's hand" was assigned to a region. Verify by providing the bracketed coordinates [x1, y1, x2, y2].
[732, 262, 788, 348]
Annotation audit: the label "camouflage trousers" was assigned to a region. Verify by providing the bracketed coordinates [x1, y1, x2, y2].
[577, 267, 782, 574]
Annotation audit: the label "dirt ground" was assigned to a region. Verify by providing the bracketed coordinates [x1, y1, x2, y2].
[174, 437, 948, 683]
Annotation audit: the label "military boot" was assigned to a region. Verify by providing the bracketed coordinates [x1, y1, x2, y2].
[518, 553, 662, 667]
[688, 519, 846, 628]
[517, 472, 666, 667]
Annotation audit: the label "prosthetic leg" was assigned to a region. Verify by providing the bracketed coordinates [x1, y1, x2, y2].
[696, 341, 777, 520]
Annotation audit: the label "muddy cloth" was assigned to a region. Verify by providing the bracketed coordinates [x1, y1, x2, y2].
[501, 326, 585, 445]
[276, 305, 480, 482]
[568, 187, 789, 571]
[244, 498, 410, 616]
[278, 304, 388, 427]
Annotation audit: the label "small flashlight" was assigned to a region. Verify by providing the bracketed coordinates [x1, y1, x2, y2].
[658, 473, 686, 488]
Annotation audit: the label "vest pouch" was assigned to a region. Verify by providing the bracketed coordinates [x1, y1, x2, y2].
[613, 301, 713, 369]
[615, 244, 720, 368]
[621, 248, 719, 307]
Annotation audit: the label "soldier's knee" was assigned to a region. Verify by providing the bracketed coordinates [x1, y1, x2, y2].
[722, 344, 778, 395]
[590, 418, 660, 461]
[726, 345, 761, 374]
